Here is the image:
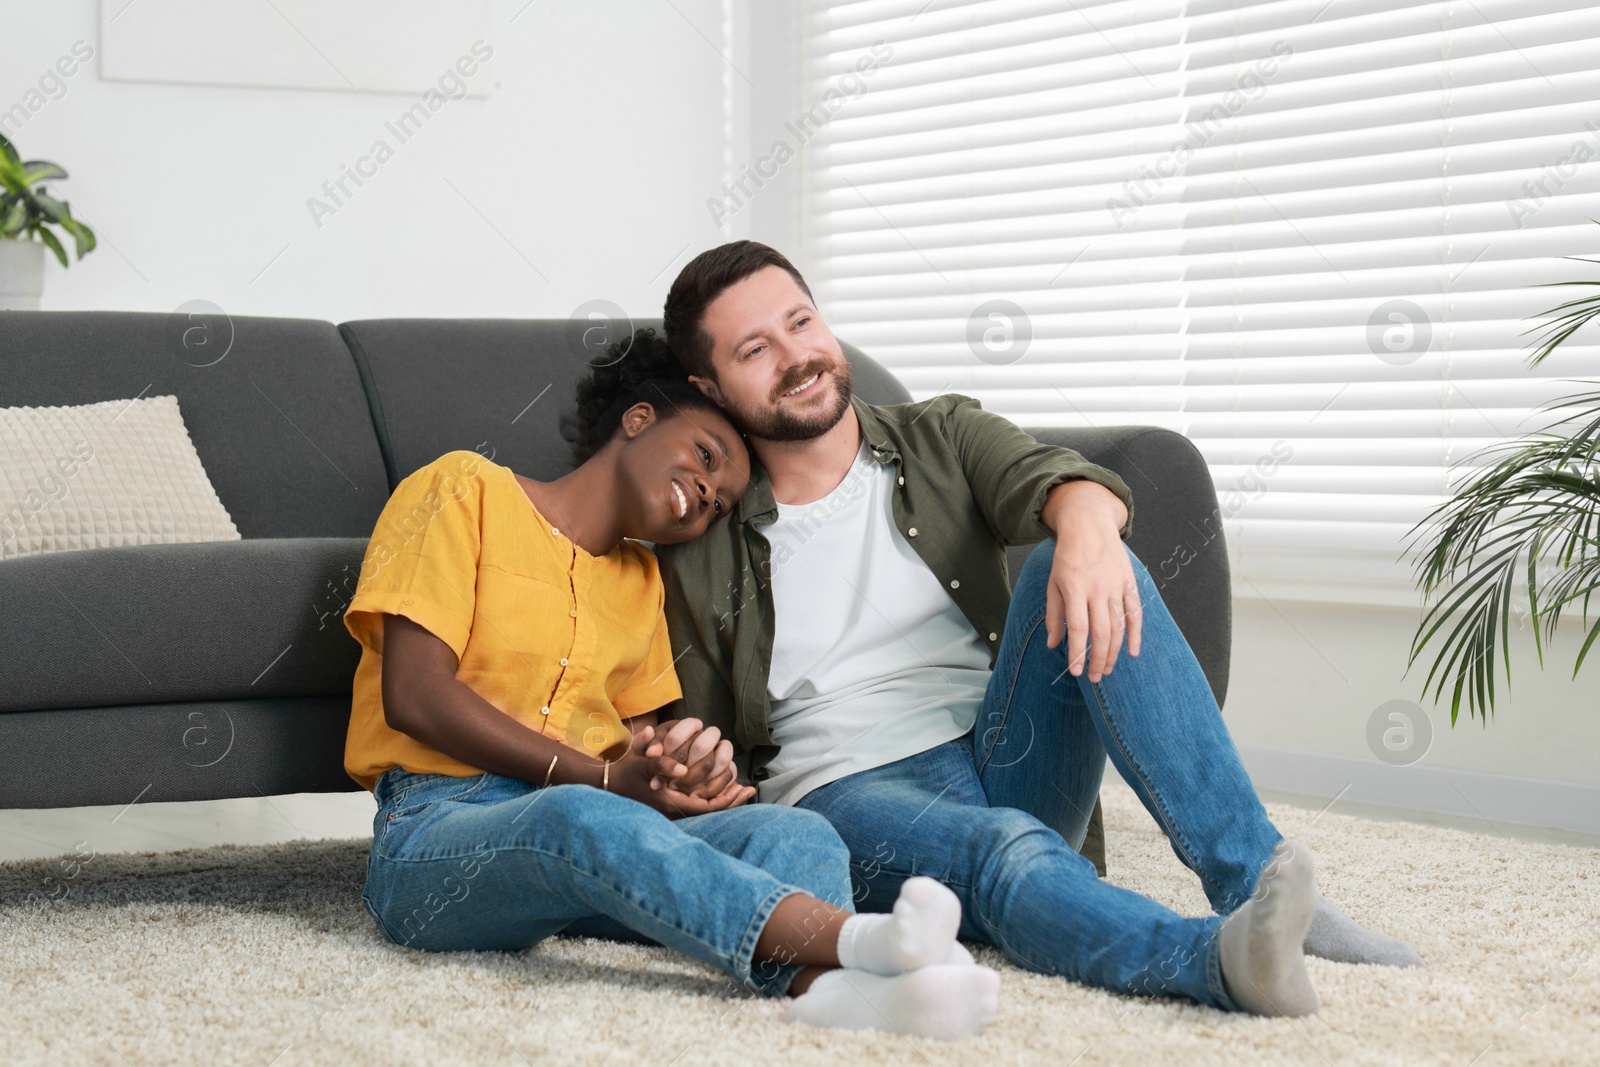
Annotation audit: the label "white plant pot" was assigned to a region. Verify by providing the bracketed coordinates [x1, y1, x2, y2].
[0, 238, 46, 311]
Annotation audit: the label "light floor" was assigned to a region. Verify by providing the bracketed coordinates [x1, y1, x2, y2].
[6, 776, 1597, 1066]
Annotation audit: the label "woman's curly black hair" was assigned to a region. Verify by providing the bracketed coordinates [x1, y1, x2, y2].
[565, 326, 727, 466]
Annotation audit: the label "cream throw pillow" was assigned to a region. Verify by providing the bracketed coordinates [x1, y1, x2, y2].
[0, 394, 241, 561]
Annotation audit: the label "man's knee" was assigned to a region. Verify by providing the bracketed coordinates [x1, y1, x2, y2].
[1011, 537, 1058, 602]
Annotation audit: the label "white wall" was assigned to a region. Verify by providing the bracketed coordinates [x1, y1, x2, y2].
[1223, 595, 1600, 833]
[4, 0, 739, 324]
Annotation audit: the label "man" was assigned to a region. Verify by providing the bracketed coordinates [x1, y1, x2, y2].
[651, 240, 1422, 1016]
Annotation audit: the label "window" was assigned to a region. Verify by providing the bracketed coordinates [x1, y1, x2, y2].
[800, 0, 1600, 605]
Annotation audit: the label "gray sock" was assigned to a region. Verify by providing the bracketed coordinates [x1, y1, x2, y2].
[1304, 896, 1424, 967]
[1218, 838, 1320, 1017]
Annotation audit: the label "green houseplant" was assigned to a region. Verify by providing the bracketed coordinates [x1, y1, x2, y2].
[0, 131, 96, 310]
[1407, 249, 1600, 724]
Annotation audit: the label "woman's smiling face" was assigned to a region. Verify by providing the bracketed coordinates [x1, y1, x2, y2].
[614, 402, 750, 544]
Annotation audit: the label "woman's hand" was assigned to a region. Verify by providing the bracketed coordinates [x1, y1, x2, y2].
[641, 717, 739, 799]
[609, 725, 754, 817]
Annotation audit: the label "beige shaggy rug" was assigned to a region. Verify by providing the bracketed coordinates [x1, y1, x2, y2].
[2, 778, 1597, 1067]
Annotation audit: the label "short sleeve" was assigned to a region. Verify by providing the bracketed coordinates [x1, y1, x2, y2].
[343, 451, 486, 662]
[613, 580, 686, 718]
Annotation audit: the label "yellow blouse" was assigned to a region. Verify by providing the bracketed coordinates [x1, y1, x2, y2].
[342, 450, 682, 792]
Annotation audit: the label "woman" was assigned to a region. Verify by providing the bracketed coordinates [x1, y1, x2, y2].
[340, 328, 1000, 1039]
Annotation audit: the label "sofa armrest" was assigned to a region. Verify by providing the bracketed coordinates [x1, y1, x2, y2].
[1009, 426, 1231, 708]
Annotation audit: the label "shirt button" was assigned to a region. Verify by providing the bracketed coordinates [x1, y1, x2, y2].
[551, 527, 560, 536]
[897, 476, 905, 485]
[540, 706, 550, 715]
[569, 609, 578, 618]
[988, 632, 998, 641]
[950, 579, 960, 589]
[559, 657, 569, 666]
[908, 527, 918, 537]
[402, 597, 413, 604]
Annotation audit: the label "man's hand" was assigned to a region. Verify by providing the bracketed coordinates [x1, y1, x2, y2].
[641, 717, 740, 800]
[610, 726, 753, 817]
[653, 774, 756, 818]
[1040, 479, 1141, 684]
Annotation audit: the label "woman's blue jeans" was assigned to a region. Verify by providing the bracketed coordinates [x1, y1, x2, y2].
[794, 539, 1283, 1013]
[361, 770, 855, 997]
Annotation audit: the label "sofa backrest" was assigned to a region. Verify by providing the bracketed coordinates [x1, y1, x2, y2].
[0, 311, 392, 538]
[338, 317, 912, 489]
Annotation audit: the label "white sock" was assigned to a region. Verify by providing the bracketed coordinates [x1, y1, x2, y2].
[1218, 838, 1320, 1017]
[784, 965, 1000, 1041]
[1304, 896, 1424, 967]
[835, 876, 962, 976]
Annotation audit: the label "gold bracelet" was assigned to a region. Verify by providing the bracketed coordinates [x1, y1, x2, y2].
[542, 753, 559, 789]
[602, 759, 611, 792]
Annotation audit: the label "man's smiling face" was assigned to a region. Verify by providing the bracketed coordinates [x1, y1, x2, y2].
[690, 265, 853, 442]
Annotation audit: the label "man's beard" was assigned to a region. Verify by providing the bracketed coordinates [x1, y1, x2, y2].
[723, 357, 854, 442]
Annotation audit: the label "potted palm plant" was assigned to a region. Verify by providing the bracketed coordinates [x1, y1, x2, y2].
[0, 132, 96, 310]
[1408, 248, 1600, 723]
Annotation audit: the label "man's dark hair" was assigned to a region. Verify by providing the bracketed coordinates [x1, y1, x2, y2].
[662, 240, 814, 380]
[568, 326, 724, 466]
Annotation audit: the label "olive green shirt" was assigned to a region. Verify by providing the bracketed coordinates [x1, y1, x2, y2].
[656, 393, 1135, 869]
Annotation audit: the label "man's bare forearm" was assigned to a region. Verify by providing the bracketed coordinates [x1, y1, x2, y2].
[1041, 478, 1128, 537]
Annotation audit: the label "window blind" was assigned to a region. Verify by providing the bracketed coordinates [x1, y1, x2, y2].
[799, 0, 1600, 605]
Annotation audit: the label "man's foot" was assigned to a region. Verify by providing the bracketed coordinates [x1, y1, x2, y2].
[1304, 896, 1424, 967]
[1218, 838, 1320, 1016]
[836, 876, 963, 975]
[784, 964, 1001, 1040]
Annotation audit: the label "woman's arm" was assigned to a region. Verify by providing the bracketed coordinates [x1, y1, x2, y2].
[380, 613, 748, 811]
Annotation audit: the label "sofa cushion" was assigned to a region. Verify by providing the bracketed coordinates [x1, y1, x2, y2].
[338, 317, 912, 489]
[0, 537, 367, 714]
[0, 311, 392, 538]
[1, 394, 241, 560]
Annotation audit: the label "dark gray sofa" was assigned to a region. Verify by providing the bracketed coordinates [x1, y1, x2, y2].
[0, 312, 1231, 854]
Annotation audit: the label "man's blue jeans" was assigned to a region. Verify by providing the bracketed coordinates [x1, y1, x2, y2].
[361, 769, 854, 997]
[794, 539, 1283, 1012]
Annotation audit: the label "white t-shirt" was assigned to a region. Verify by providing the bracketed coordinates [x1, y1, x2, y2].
[759, 440, 994, 806]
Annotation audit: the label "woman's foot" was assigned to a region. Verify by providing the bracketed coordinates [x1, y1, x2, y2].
[1218, 838, 1320, 1016]
[836, 876, 964, 975]
[784, 964, 1001, 1040]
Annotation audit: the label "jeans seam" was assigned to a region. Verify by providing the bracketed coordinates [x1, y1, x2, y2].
[976, 608, 1039, 777]
[1203, 916, 1239, 1011]
[1090, 680, 1228, 905]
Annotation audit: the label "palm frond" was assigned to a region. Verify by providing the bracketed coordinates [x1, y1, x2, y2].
[1408, 371, 1593, 723]
[1407, 298, 1600, 722]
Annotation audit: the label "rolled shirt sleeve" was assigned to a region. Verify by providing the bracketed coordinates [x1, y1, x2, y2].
[942, 394, 1135, 543]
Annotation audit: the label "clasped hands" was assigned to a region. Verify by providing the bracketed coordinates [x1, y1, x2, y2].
[609, 717, 751, 818]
